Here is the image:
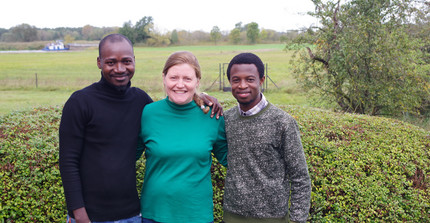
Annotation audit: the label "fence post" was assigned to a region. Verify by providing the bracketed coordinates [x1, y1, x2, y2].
[35, 73, 38, 88]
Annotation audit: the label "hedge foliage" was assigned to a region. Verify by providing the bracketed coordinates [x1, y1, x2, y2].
[1, 104, 429, 222]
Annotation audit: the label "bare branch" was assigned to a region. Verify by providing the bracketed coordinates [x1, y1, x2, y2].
[306, 47, 329, 68]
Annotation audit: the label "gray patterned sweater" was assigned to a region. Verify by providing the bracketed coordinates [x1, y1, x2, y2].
[223, 103, 311, 223]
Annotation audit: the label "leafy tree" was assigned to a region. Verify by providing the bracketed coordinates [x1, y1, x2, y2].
[229, 28, 241, 44]
[210, 26, 221, 45]
[0, 32, 14, 42]
[146, 31, 170, 47]
[246, 22, 259, 44]
[11, 23, 38, 42]
[119, 21, 137, 44]
[260, 29, 268, 41]
[134, 16, 153, 43]
[290, 0, 430, 116]
[63, 34, 75, 44]
[119, 17, 153, 44]
[0, 28, 7, 39]
[81, 25, 94, 40]
[235, 22, 244, 31]
[260, 29, 280, 42]
[170, 29, 179, 45]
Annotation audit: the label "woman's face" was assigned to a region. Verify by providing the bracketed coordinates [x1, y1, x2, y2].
[163, 63, 200, 105]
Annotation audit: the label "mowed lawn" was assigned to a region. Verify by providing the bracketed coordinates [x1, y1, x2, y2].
[0, 44, 308, 115]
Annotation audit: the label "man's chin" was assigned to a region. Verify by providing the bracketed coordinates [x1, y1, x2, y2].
[112, 79, 130, 86]
[236, 99, 251, 105]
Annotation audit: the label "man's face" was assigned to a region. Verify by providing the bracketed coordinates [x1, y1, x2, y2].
[229, 64, 265, 112]
[97, 40, 135, 87]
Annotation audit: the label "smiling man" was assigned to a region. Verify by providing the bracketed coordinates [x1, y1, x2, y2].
[222, 53, 311, 223]
[59, 34, 152, 223]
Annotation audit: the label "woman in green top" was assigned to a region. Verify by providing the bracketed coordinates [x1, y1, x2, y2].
[138, 51, 228, 223]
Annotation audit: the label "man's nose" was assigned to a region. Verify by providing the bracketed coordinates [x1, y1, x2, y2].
[238, 80, 247, 88]
[115, 63, 126, 73]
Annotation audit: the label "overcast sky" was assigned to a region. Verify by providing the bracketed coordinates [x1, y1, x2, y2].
[1, 0, 317, 33]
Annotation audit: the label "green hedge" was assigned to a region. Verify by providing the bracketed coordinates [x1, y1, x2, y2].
[1, 104, 429, 222]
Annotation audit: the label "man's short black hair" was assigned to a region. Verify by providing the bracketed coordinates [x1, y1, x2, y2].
[98, 34, 133, 57]
[226, 53, 265, 80]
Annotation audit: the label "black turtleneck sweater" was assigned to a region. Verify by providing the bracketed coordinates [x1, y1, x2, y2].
[59, 76, 153, 221]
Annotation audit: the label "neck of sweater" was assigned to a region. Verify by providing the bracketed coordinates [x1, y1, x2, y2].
[165, 97, 196, 111]
[99, 74, 131, 96]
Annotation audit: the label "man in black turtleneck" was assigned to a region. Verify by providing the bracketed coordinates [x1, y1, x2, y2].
[59, 34, 151, 223]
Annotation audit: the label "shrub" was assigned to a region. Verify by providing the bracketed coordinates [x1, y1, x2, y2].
[285, 105, 430, 222]
[1, 107, 64, 222]
[1, 104, 429, 222]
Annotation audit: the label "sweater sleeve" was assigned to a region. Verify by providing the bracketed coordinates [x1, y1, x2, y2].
[59, 95, 87, 211]
[212, 116, 228, 167]
[136, 135, 145, 161]
[136, 92, 152, 161]
[283, 117, 311, 223]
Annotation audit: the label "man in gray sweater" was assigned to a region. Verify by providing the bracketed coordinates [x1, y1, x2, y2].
[223, 53, 311, 223]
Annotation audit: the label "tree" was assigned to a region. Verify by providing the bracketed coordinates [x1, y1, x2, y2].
[134, 16, 153, 43]
[290, 0, 430, 116]
[229, 28, 241, 44]
[246, 22, 259, 44]
[170, 29, 179, 45]
[63, 34, 75, 44]
[146, 31, 171, 47]
[119, 16, 153, 44]
[119, 21, 137, 44]
[81, 25, 94, 40]
[235, 22, 244, 31]
[210, 26, 221, 45]
[11, 23, 38, 42]
[0, 28, 7, 39]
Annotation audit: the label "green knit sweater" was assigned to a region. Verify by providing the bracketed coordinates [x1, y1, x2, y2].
[138, 98, 228, 223]
[223, 103, 311, 223]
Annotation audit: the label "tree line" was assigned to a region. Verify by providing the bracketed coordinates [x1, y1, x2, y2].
[0, 17, 297, 46]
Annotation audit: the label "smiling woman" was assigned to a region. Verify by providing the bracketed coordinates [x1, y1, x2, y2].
[137, 51, 228, 223]
[162, 51, 201, 105]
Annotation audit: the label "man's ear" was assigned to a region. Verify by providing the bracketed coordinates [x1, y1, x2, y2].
[97, 57, 102, 69]
[259, 75, 266, 86]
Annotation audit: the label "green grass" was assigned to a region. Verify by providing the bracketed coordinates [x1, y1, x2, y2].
[0, 89, 74, 115]
[1, 44, 428, 130]
[0, 44, 303, 116]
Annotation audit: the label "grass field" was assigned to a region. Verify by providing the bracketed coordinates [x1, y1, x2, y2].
[0, 44, 309, 115]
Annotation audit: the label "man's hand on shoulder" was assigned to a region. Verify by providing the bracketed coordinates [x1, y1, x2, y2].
[194, 92, 223, 119]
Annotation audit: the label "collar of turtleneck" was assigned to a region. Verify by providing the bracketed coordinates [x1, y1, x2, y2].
[165, 97, 196, 111]
[99, 73, 131, 96]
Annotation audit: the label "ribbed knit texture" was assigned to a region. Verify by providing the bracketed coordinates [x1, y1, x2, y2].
[138, 98, 228, 223]
[59, 76, 153, 221]
[223, 103, 311, 223]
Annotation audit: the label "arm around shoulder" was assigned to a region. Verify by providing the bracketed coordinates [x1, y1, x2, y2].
[212, 116, 228, 167]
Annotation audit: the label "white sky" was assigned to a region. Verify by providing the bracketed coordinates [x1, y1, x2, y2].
[1, 0, 317, 33]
